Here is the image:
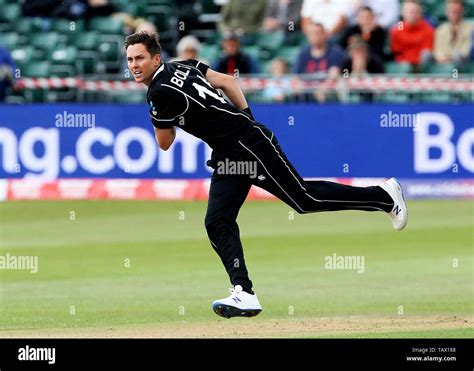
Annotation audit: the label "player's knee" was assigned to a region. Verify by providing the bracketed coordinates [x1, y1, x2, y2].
[204, 215, 217, 236]
[205, 216, 234, 236]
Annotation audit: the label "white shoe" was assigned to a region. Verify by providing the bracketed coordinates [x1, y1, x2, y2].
[212, 285, 262, 318]
[379, 178, 408, 231]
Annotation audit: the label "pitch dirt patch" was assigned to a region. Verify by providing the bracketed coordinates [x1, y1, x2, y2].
[1, 315, 472, 338]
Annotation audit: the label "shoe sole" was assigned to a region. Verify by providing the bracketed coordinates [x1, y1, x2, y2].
[212, 303, 262, 319]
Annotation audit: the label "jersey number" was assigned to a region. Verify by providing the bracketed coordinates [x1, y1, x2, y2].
[192, 75, 226, 104]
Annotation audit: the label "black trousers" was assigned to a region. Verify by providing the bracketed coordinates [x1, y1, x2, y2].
[205, 123, 393, 292]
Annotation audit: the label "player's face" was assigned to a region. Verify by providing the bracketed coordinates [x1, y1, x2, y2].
[126, 43, 161, 86]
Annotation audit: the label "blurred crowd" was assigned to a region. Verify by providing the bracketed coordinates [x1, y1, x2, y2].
[0, 0, 473, 103]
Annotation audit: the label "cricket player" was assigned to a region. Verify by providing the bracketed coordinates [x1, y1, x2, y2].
[125, 32, 408, 319]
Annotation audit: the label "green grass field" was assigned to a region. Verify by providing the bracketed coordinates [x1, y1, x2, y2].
[0, 199, 472, 338]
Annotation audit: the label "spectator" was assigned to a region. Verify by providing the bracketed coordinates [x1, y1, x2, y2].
[213, 31, 260, 75]
[340, 6, 387, 61]
[300, 0, 349, 37]
[174, 35, 201, 61]
[293, 22, 344, 77]
[219, 0, 267, 35]
[390, 0, 434, 66]
[434, 0, 473, 66]
[262, 0, 304, 33]
[345, 0, 400, 29]
[0, 47, 16, 102]
[341, 37, 384, 75]
[262, 58, 293, 102]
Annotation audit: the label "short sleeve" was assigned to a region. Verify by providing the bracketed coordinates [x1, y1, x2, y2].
[176, 59, 209, 76]
[148, 86, 188, 129]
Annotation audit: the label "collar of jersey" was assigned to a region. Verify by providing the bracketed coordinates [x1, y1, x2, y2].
[151, 64, 165, 81]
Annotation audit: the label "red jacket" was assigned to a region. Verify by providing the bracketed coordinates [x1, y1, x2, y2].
[390, 20, 434, 64]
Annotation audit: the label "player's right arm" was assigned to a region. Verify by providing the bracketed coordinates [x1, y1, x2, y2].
[149, 84, 186, 151]
[154, 126, 176, 151]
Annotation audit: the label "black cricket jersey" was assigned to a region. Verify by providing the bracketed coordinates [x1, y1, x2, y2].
[147, 59, 253, 150]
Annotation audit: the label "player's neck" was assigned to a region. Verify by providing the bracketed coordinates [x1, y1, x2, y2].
[144, 63, 163, 87]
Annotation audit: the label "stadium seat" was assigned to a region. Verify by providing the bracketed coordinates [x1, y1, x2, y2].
[275, 47, 301, 67]
[22, 61, 51, 78]
[146, 5, 177, 35]
[255, 31, 285, 52]
[423, 62, 456, 76]
[98, 36, 124, 72]
[421, 92, 452, 102]
[50, 19, 85, 34]
[376, 92, 411, 103]
[241, 46, 261, 61]
[285, 32, 307, 47]
[11, 46, 37, 71]
[145, 0, 173, 5]
[74, 31, 100, 50]
[30, 32, 63, 53]
[0, 3, 20, 23]
[51, 46, 78, 65]
[0, 32, 21, 50]
[111, 91, 147, 103]
[89, 17, 124, 34]
[199, 44, 220, 64]
[384, 62, 412, 74]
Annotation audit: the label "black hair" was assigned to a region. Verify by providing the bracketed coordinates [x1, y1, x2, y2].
[124, 32, 161, 56]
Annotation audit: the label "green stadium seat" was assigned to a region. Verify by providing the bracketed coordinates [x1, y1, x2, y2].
[0, 3, 20, 22]
[16, 17, 48, 34]
[51, 46, 78, 65]
[461, 63, 474, 74]
[111, 91, 147, 103]
[433, 2, 447, 22]
[260, 60, 272, 74]
[50, 19, 85, 34]
[384, 62, 412, 74]
[74, 31, 100, 50]
[74, 32, 102, 74]
[255, 31, 285, 52]
[275, 47, 301, 66]
[421, 92, 452, 102]
[423, 62, 456, 75]
[241, 46, 260, 61]
[205, 31, 222, 45]
[200, 0, 220, 13]
[146, 6, 175, 33]
[30, 32, 62, 53]
[376, 92, 411, 103]
[98, 36, 123, 72]
[16, 18, 34, 34]
[115, 3, 143, 17]
[200, 44, 220, 63]
[285, 32, 307, 47]
[465, 0, 474, 17]
[22, 61, 51, 77]
[11, 46, 36, 71]
[89, 17, 124, 34]
[0, 32, 21, 50]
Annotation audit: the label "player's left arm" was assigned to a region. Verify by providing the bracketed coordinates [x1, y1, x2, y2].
[205, 68, 247, 110]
